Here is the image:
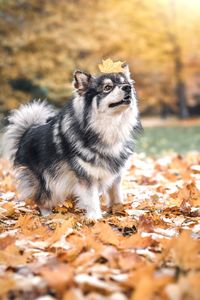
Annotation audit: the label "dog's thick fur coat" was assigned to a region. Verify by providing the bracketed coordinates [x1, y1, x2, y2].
[3, 65, 141, 220]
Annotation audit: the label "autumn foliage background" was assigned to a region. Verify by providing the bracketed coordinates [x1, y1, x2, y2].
[0, 1, 200, 300]
[1, 0, 200, 118]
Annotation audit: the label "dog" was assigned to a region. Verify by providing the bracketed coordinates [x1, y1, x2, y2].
[3, 63, 142, 220]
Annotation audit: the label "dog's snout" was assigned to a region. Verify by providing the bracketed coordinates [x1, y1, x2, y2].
[122, 84, 131, 93]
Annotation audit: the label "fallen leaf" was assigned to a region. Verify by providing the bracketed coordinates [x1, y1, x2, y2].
[0, 276, 16, 296]
[98, 58, 124, 73]
[36, 262, 73, 292]
[92, 222, 120, 246]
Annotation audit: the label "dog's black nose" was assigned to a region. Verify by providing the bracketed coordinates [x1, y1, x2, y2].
[122, 84, 131, 93]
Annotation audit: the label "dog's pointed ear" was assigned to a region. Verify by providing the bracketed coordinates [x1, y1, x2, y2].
[122, 63, 134, 83]
[73, 70, 92, 94]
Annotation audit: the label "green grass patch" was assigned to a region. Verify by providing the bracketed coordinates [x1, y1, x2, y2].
[136, 125, 200, 156]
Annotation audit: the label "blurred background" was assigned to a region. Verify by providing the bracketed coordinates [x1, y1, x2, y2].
[0, 0, 200, 155]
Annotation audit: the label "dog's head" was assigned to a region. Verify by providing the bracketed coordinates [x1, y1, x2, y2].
[73, 64, 136, 115]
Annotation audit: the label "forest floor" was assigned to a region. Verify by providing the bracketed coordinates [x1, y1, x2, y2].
[0, 152, 200, 300]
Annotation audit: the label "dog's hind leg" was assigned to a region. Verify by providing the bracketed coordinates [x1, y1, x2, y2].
[15, 166, 53, 216]
[106, 175, 124, 208]
[14, 166, 40, 202]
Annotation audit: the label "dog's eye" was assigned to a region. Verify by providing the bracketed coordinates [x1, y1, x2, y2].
[103, 85, 113, 93]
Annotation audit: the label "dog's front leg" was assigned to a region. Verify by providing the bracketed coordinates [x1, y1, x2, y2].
[75, 183, 102, 221]
[106, 175, 124, 207]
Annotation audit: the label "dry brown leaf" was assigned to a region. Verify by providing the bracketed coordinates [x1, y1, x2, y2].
[63, 288, 84, 300]
[138, 215, 154, 232]
[15, 214, 49, 237]
[1, 202, 16, 217]
[92, 222, 120, 246]
[0, 276, 16, 296]
[0, 235, 15, 250]
[170, 231, 200, 270]
[119, 233, 154, 249]
[0, 244, 30, 266]
[48, 219, 73, 244]
[131, 266, 173, 300]
[36, 262, 73, 292]
[117, 252, 143, 271]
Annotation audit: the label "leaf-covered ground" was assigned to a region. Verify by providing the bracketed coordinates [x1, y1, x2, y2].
[0, 153, 200, 300]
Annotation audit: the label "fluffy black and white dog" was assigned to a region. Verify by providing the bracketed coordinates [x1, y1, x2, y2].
[4, 64, 141, 220]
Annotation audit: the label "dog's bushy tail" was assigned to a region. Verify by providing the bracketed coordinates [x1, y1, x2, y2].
[3, 100, 55, 162]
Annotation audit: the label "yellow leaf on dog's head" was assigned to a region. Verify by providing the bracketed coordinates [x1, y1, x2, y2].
[98, 58, 124, 73]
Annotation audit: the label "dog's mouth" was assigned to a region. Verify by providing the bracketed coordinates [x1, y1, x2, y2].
[109, 96, 131, 108]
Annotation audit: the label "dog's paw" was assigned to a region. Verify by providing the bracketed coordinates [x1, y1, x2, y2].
[106, 195, 124, 208]
[85, 210, 102, 223]
[39, 207, 52, 216]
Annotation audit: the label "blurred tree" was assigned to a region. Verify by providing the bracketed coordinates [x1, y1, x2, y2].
[0, 0, 200, 117]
